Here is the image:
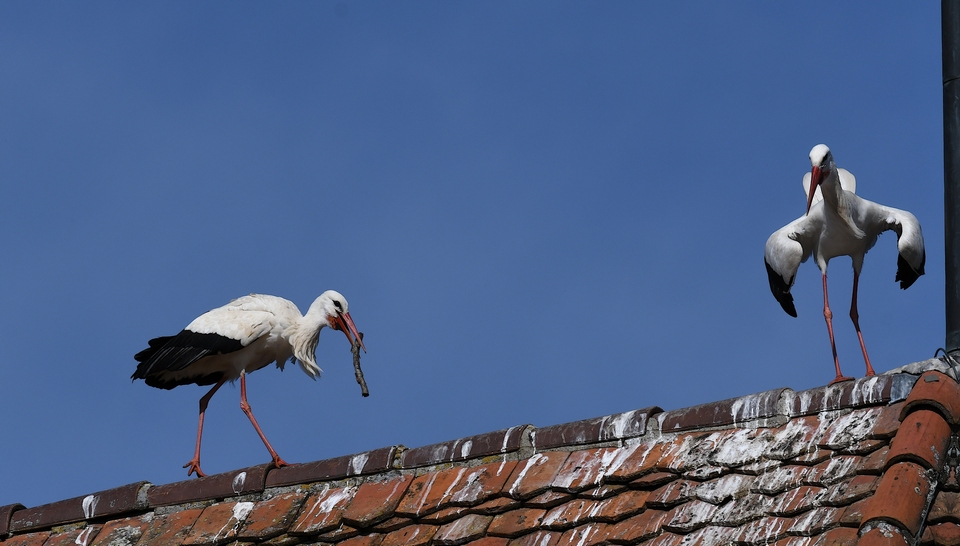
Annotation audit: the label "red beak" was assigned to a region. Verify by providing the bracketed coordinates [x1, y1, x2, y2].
[333, 311, 366, 353]
[805, 165, 822, 215]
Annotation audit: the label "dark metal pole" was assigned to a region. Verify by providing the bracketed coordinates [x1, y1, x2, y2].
[945, 0, 960, 351]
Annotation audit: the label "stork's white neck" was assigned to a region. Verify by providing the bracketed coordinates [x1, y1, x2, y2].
[818, 162, 865, 238]
[286, 308, 328, 378]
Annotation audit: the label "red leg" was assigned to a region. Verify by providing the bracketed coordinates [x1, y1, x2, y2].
[850, 270, 876, 377]
[239, 373, 289, 469]
[822, 274, 853, 384]
[185, 376, 228, 478]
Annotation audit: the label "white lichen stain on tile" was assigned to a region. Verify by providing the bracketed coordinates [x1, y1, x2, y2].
[214, 501, 254, 541]
[709, 428, 772, 468]
[459, 440, 473, 459]
[75, 526, 95, 546]
[598, 410, 641, 441]
[451, 468, 487, 504]
[231, 471, 247, 494]
[305, 486, 356, 521]
[436, 467, 467, 507]
[348, 452, 370, 475]
[509, 453, 546, 497]
[81, 495, 99, 519]
[695, 473, 754, 504]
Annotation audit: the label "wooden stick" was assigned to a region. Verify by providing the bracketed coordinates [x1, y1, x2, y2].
[352, 332, 369, 397]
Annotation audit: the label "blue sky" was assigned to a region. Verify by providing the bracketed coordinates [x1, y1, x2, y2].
[0, 3, 943, 507]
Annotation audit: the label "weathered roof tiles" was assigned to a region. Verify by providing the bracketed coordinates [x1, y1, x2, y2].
[3, 359, 960, 545]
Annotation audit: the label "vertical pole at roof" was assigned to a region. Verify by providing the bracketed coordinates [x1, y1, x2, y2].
[944, 0, 960, 352]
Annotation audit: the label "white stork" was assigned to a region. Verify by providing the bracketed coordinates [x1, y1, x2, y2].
[132, 290, 365, 477]
[764, 145, 925, 384]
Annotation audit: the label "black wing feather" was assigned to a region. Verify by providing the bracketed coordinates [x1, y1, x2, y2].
[765, 259, 797, 317]
[896, 249, 925, 290]
[132, 330, 244, 389]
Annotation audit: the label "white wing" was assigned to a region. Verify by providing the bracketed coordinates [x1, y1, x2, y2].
[764, 213, 822, 317]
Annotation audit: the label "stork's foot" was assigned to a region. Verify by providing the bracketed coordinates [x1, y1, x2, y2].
[829, 375, 854, 385]
[184, 459, 207, 478]
[269, 456, 290, 470]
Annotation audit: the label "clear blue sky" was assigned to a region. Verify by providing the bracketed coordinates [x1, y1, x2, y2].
[0, 3, 943, 507]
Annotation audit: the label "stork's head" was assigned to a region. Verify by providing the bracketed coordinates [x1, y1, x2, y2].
[315, 290, 366, 353]
[806, 144, 834, 215]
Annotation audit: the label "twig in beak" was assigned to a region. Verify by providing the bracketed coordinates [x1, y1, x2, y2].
[352, 332, 369, 397]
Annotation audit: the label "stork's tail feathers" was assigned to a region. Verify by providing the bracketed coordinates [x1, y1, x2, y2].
[765, 260, 798, 317]
[133, 336, 175, 368]
[896, 250, 925, 290]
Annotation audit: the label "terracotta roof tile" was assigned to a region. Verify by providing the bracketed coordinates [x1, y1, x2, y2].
[401, 427, 527, 469]
[886, 408, 952, 470]
[768, 485, 823, 516]
[503, 452, 570, 500]
[181, 500, 254, 545]
[148, 465, 266, 507]
[532, 407, 659, 450]
[315, 521, 360, 542]
[711, 492, 775, 526]
[0, 503, 24, 538]
[0, 531, 51, 546]
[818, 473, 877, 506]
[662, 498, 718, 532]
[576, 484, 627, 500]
[447, 461, 518, 506]
[434, 513, 493, 545]
[487, 507, 546, 538]
[540, 498, 602, 530]
[368, 515, 414, 532]
[789, 448, 833, 465]
[42, 526, 100, 546]
[646, 479, 697, 509]
[8, 481, 147, 533]
[136, 507, 204, 546]
[470, 496, 521, 515]
[901, 371, 960, 424]
[787, 374, 915, 416]
[839, 495, 871, 527]
[235, 490, 307, 540]
[379, 523, 438, 546]
[860, 445, 891, 475]
[7, 361, 959, 546]
[265, 445, 400, 488]
[694, 472, 755, 504]
[468, 538, 511, 546]
[629, 471, 679, 491]
[556, 523, 610, 546]
[88, 513, 153, 546]
[604, 509, 669, 542]
[521, 491, 574, 509]
[930, 491, 960, 525]
[682, 464, 726, 481]
[925, 522, 960, 546]
[733, 516, 795, 544]
[592, 489, 650, 522]
[342, 474, 414, 528]
[419, 504, 470, 524]
[656, 388, 786, 432]
[506, 530, 562, 546]
[338, 534, 383, 546]
[603, 442, 665, 482]
[861, 461, 933, 537]
[289, 485, 357, 535]
[858, 524, 910, 546]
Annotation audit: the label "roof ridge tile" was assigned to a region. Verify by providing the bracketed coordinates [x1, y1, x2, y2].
[8, 481, 148, 533]
[401, 426, 529, 469]
[531, 407, 661, 451]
